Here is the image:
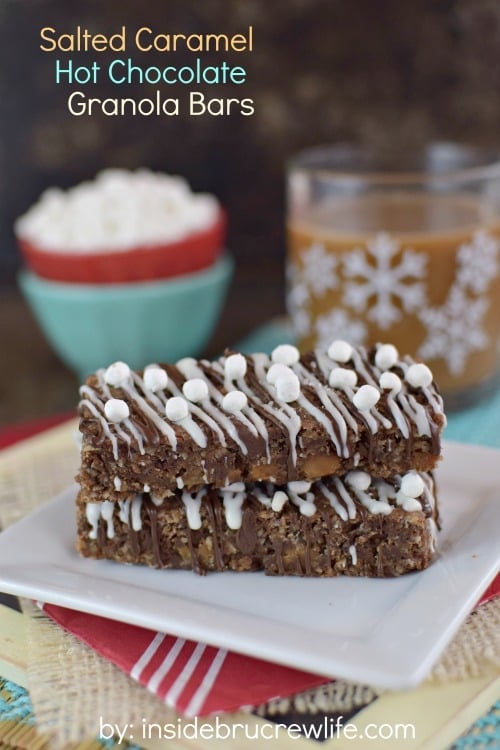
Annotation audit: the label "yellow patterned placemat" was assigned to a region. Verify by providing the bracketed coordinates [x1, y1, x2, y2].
[0, 603, 498, 750]
[0, 422, 498, 749]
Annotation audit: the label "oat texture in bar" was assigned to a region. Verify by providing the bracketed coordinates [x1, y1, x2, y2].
[77, 341, 446, 500]
[77, 469, 439, 577]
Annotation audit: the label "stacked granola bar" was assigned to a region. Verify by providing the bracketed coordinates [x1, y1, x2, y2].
[76, 341, 445, 576]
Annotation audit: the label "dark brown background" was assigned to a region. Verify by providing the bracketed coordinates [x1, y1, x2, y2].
[2, 0, 500, 425]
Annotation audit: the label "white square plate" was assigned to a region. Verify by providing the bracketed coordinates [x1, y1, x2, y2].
[0, 441, 498, 690]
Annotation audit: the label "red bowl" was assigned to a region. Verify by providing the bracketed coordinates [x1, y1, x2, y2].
[18, 209, 226, 284]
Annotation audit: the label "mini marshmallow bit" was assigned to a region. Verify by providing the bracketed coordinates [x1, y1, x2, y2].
[406, 363, 433, 388]
[276, 371, 301, 403]
[379, 371, 402, 394]
[271, 490, 288, 512]
[15, 169, 220, 253]
[352, 384, 380, 411]
[400, 471, 425, 498]
[396, 491, 422, 512]
[176, 357, 197, 369]
[183, 378, 209, 403]
[224, 353, 247, 380]
[271, 344, 300, 366]
[404, 497, 422, 512]
[327, 339, 353, 363]
[287, 480, 312, 493]
[143, 365, 168, 393]
[222, 390, 248, 413]
[329, 367, 358, 390]
[266, 362, 292, 385]
[374, 343, 399, 371]
[346, 470, 371, 491]
[165, 396, 189, 422]
[104, 398, 130, 423]
[104, 361, 131, 387]
[300, 501, 317, 518]
[175, 357, 198, 378]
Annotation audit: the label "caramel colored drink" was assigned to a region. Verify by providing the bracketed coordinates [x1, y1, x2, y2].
[287, 145, 500, 407]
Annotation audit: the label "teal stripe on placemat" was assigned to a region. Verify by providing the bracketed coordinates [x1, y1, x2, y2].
[1, 676, 499, 748]
[444, 390, 500, 448]
[236, 318, 500, 449]
[0, 677, 143, 748]
[451, 700, 500, 748]
[0, 678, 33, 724]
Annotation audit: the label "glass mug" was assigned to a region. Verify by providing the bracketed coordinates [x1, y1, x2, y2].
[286, 143, 500, 409]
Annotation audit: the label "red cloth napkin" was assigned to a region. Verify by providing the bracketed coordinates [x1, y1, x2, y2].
[40, 575, 498, 717]
[477, 575, 500, 607]
[0, 412, 74, 450]
[40, 603, 329, 716]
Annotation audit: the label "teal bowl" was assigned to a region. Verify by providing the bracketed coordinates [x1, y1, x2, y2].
[19, 255, 233, 381]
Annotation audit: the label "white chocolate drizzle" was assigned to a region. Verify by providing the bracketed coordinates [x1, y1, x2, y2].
[292, 362, 349, 456]
[220, 483, 246, 529]
[287, 480, 316, 517]
[100, 501, 115, 538]
[331, 477, 358, 519]
[314, 351, 360, 435]
[346, 473, 393, 515]
[251, 486, 271, 508]
[79, 395, 119, 460]
[428, 517, 438, 552]
[120, 372, 177, 448]
[251, 353, 302, 466]
[176, 358, 252, 455]
[85, 471, 435, 541]
[349, 349, 393, 431]
[117, 499, 130, 524]
[122, 418, 145, 455]
[181, 489, 206, 530]
[129, 372, 177, 442]
[157, 373, 227, 448]
[97, 371, 147, 453]
[82, 380, 133, 452]
[318, 481, 349, 521]
[214, 359, 271, 462]
[384, 389, 411, 439]
[176, 414, 207, 448]
[315, 349, 384, 434]
[79, 344, 444, 472]
[85, 503, 101, 539]
[130, 496, 143, 531]
[349, 544, 357, 566]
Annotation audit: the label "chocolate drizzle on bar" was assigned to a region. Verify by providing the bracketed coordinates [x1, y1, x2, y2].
[77, 342, 444, 578]
[78, 344, 446, 489]
[81, 472, 437, 575]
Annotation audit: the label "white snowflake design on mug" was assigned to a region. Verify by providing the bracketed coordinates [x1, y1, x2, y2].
[287, 230, 499, 377]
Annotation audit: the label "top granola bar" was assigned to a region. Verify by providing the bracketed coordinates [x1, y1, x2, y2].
[77, 341, 446, 499]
